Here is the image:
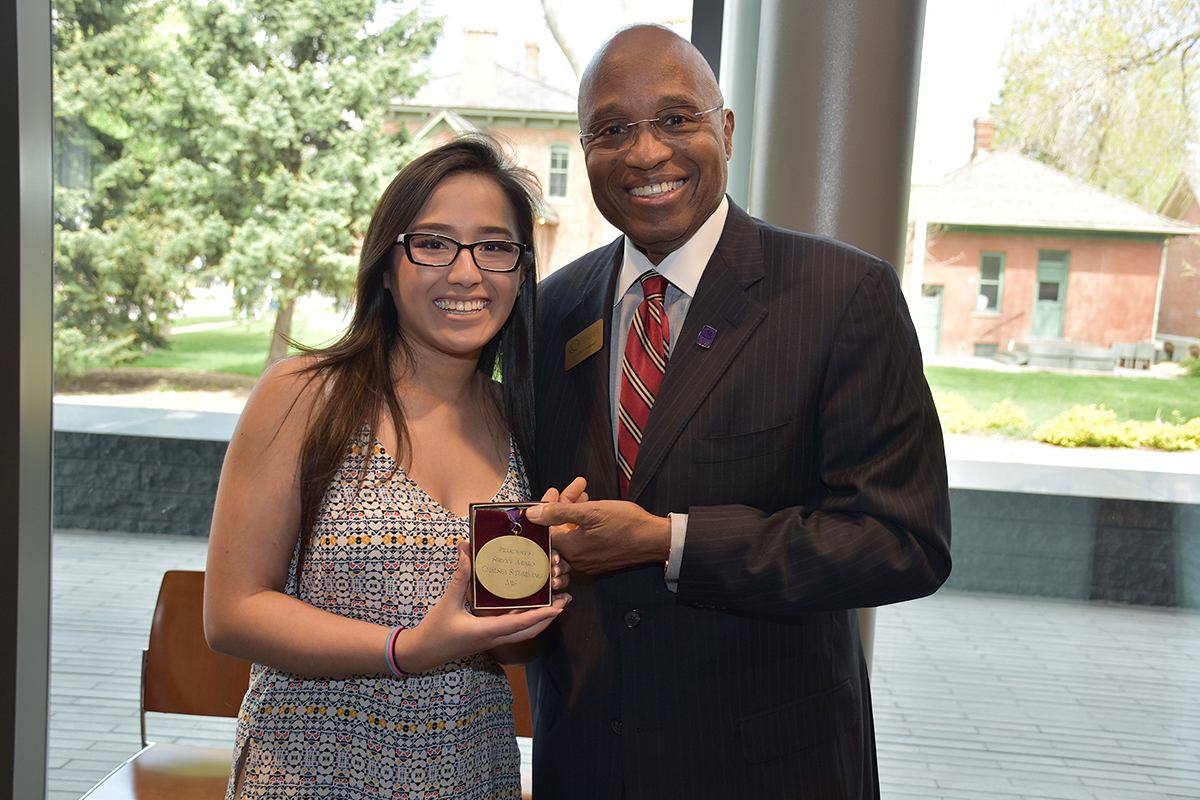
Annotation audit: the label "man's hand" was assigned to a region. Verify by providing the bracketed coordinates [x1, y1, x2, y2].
[526, 500, 672, 575]
[538, 476, 587, 591]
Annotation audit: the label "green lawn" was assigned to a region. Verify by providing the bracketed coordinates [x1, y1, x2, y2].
[132, 319, 1200, 427]
[134, 315, 348, 377]
[925, 366, 1200, 426]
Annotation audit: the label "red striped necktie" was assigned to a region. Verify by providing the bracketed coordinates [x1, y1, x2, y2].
[617, 271, 670, 499]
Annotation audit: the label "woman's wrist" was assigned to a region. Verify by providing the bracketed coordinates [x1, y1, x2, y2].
[385, 625, 406, 677]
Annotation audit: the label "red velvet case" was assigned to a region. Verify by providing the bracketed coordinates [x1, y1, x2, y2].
[469, 502, 552, 609]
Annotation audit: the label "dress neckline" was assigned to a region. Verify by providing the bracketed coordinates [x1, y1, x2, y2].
[367, 432, 515, 520]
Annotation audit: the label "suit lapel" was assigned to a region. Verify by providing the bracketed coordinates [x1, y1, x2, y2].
[555, 240, 623, 500]
[626, 205, 768, 502]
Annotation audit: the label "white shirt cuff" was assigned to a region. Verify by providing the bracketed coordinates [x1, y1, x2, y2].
[664, 512, 687, 592]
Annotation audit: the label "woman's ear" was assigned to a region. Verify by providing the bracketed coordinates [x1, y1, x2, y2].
[382, 249, 398, 294]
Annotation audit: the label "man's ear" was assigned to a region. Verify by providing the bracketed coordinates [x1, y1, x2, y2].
[723, 108, 735, 160]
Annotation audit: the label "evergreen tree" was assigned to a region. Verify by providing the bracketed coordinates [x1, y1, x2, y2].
[53, 0, 441, 372]
[54, 0, 184, 372]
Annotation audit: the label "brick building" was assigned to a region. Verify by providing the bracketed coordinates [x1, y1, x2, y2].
[906, 120, 1200, 358]
[386, 27, 609, 278]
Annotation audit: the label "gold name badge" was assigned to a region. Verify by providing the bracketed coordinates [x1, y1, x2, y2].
[565, 319, 604, 371]
[475, 535, 551, 599]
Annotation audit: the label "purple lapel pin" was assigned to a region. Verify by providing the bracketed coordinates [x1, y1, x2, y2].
[696, 326, 717, 349]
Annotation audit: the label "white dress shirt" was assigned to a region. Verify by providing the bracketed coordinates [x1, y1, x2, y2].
[608, 196, 730, 590]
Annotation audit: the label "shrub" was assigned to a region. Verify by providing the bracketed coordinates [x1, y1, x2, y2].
[1132, 418, 1200, 451]
[933, 392, 981, 433]
[54, 324, 139, 384]
[980, 398, 1029, 434]
[933, 393, 1029, 435]
[1182, 357, 1200, 378]
[1033, 405, 1137, 447]
[936, 392, 1200, 450]
[1033, 404, 1200, 450]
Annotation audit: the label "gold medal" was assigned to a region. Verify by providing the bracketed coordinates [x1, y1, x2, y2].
[474, 535, 551, 599]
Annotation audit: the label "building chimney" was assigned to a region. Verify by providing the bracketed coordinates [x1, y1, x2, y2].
[972, 117, 994, 161]
[460, 27, 498, 104]
[524, 41, 540, 80]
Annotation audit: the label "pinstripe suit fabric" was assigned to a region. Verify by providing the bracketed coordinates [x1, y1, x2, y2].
[529, 202, 951, 800]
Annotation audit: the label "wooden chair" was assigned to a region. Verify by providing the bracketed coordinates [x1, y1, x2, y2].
[81, 571, 536, 799]
[81, 570, 252, 799]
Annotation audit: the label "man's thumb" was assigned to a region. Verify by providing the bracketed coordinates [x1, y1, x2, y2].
[526, 503, 558, 524]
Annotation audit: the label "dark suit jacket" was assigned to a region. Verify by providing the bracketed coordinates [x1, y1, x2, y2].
[530, 201, 951, 800]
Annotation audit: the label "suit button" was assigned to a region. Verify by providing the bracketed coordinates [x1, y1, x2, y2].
[611, 719, 624, 734]
[623, 610, 641, 628]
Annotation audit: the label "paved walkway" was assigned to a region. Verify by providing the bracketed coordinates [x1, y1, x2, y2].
[49, 529, 1200, 800]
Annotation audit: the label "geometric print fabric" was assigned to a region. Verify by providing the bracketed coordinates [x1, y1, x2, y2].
[227, 428, 524, 799]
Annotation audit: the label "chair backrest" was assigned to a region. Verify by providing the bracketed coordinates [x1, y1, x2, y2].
[141, 570, 252, 744]
[501, 663, 533, 738]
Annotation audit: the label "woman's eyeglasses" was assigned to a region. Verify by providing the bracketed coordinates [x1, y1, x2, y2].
[396, 232, 528, 273]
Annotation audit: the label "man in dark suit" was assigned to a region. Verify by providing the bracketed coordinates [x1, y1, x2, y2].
[525, 24, 951, 800]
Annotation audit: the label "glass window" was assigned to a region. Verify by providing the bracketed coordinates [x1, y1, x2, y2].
[977, 251, 1004, 313]
[548, 142, 569, 198]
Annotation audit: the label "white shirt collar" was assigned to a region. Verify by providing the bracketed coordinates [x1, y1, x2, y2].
[614, 195, 730, 305]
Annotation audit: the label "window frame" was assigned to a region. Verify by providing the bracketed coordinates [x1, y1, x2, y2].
[548, 142, 570, 199]
[976, 251, 1005, 315]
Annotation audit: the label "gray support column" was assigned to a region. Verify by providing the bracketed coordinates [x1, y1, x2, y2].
[748, 0, 925, 273]
[717, 0, 762, 209]
[0, 0, 53, 796]
[742, 0, 927, 673]
[690, 0, 726, 79]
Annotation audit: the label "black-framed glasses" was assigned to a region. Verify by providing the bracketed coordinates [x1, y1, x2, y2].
[396, 232, 528, 273]
[579, 105, 723, 153]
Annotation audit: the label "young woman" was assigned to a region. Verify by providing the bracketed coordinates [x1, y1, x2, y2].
[204, 134, 576, 799]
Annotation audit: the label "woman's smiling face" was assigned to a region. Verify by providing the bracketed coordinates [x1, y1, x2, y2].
[384, 172, 523, 365]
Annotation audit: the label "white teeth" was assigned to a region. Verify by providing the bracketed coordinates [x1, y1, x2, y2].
[435, 298, 488, 313]
[629, 180, 684, 198]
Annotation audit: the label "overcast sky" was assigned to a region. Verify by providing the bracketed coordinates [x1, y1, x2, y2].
[404, 0, 1036, 184]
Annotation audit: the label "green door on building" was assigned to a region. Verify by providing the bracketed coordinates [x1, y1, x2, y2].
[1031, 251, 1069, 338]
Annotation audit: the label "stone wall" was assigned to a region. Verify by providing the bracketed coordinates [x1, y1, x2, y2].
[947, 489, 1200, 609]
[53, 431, 226, 537]
[51, 430, 1200, 608]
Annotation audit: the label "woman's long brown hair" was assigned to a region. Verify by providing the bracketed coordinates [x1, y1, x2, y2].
[290, 134, 540, 579]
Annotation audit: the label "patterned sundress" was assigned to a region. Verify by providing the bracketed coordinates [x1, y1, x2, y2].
[227, 428, 525, 800]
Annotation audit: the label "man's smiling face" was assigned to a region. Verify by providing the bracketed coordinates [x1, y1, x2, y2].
[578, 26, 734, 265]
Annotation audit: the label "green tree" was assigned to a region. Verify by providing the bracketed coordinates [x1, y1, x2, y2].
[53, 0, 188, 373]
[53, 0, 441, 372]
[174, 0, 440, 364]
[992, 0, 1199, 209]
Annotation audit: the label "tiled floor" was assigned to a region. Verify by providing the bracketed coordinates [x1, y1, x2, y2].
[49, 529, 1200, 800]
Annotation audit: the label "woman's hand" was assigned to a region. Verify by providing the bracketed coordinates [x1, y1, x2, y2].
[394, 541, 569, 674]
